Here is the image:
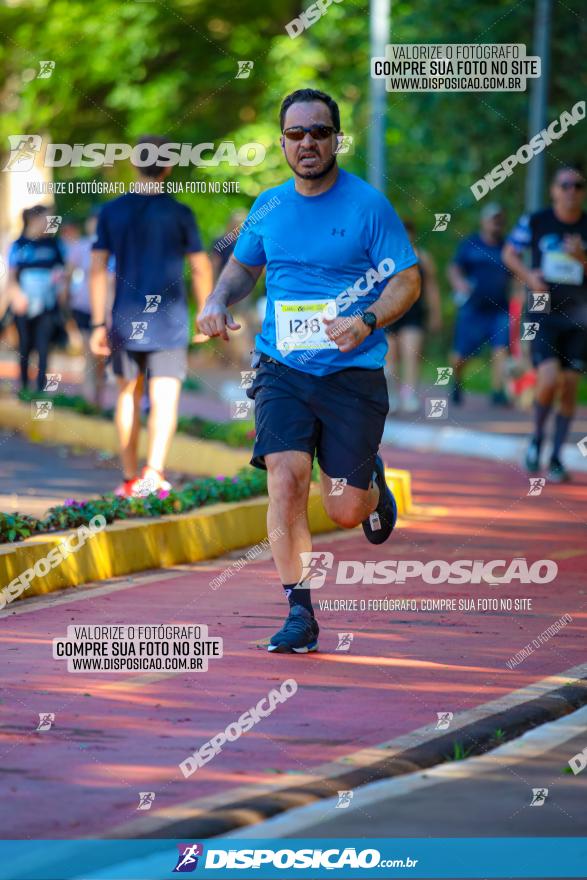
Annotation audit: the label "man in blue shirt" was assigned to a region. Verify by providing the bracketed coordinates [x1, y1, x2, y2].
[90, 135, 212, 497]
[448, 203, 512, 405]
[198, 89, 420, 654]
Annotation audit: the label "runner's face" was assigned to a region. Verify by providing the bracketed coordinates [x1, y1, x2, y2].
[551, 171, 586, 213]
[26, 213, 48, 238]
[481, 213, 504, 239]
[281, 101, 338, 180]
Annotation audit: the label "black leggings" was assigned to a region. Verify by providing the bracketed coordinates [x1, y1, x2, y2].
[14, 311, 54, 391]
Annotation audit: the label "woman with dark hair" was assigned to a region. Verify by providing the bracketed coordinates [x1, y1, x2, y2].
[7, 205, 66, 391]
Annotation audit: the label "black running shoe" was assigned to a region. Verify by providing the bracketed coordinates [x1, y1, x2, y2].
[362, 454, 398, 545]
[268, 605, 319, 653]
[525, 438, 541, 474]
[548, 457, 570, 483]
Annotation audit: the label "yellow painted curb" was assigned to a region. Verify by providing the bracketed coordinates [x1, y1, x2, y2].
[0, 491, 335, 603]
[0, 397, 249, 477]
[0, 473, 412, 604]
[386, 467, 412, 515]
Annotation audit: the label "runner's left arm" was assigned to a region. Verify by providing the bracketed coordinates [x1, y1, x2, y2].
[365, 263, 421, 327]
[324, 264, 421, 353]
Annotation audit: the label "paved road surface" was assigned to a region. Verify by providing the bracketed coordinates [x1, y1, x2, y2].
[1, 448, 585, 838]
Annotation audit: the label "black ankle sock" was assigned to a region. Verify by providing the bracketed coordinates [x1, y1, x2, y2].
[532, 402, 551, 448]
[283, 582, 314, 616]
[552, 413, 571, 461]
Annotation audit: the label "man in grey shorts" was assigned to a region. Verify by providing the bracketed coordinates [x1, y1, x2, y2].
[90, 135, 212, 496]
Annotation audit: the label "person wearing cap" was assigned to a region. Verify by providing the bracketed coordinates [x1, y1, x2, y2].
[447, 204, 512, 405]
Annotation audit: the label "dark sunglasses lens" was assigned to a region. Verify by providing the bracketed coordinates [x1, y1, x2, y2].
[309, 126, 333, 140]
[284, 128, 305, 141]
[561, 181, 585, 190]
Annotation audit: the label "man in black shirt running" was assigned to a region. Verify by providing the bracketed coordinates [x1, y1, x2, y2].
[503, 165, 587, 482]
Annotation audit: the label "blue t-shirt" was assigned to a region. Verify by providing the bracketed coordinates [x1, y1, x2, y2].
[233, 169, 417, 375]
[93, 193, 203, 351]
[9, 236, 65, 318]
[453, 234, 510, 312]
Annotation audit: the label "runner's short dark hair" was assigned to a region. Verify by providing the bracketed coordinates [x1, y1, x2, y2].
[22, 204, 48, 235]
[553, 163, 584, 181]
[135, 135, 168, 178]
[279, 89, 340, 132]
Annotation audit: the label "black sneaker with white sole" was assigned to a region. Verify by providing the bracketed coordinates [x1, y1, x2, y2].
[362, 454, 398, 545]
[268, 605, 319, 653]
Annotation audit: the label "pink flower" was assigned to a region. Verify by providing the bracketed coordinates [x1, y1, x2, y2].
[158, 489, 170, 500]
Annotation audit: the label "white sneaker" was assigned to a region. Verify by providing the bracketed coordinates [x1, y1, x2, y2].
[132, 467, 172, 498]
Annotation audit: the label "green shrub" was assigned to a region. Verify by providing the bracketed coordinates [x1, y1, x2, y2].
[0, 469, 268, 544]
[0, 512, 38, 543]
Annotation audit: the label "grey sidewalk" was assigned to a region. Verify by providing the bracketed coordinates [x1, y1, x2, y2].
[0, 431, 120, 516]
[223, 707, 587, 840]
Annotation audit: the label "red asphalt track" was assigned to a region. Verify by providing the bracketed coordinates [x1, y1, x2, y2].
[1, 447, 586, 838]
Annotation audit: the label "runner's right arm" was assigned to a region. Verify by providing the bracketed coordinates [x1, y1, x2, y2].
[7, 267, 28, 316]
[502, 214, 548, 292]
[197, 256, 263, 341]
[89, 250, 112, 356]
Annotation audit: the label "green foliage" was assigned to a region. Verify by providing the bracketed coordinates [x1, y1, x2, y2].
[182, 375, 203, 393]
[18, 388, 103, 416]
[177, 413, 255, 447]
[0, 512, 37, 543]
[2, 0, 584, 249]
[0, 468, 268, 544]
[447, 741, 474, 761]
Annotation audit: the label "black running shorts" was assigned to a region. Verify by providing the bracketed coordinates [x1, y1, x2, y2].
[530, 315, 587, 373]
[246, 354, 389, 490]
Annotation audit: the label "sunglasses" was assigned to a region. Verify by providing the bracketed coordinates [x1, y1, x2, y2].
[559, 181, 585, 190]
[283, 125, 336, 141]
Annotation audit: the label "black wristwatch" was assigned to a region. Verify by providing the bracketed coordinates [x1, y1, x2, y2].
[90, 321, 106, 330]
[361, 311, 377, 334]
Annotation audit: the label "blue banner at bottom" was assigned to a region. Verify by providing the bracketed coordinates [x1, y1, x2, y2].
[0, 838, 585, 879]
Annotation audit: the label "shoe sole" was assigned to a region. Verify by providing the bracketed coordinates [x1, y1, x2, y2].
[363, 457, 398, 545]
[267, 641, 318, 654]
